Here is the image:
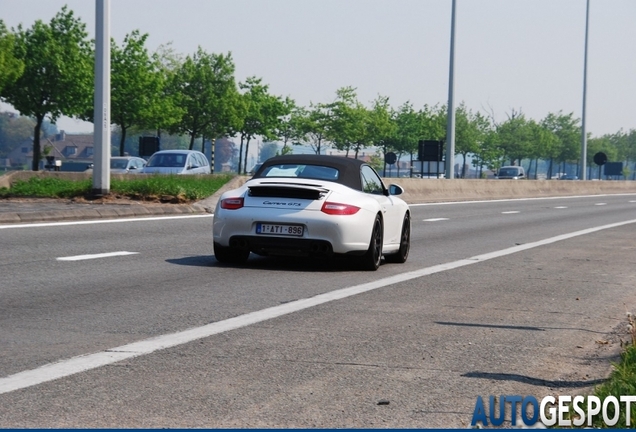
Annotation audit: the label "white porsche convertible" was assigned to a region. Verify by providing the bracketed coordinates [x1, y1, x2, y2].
[213, 155, 410, 270]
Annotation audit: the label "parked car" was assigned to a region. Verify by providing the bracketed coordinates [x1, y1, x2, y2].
[559, 174, 579, 180]
[213, 154, 411, 270]
[142, 150, 211, 175]
[496, 166, 525, 179]
[110, 156, 146, 174]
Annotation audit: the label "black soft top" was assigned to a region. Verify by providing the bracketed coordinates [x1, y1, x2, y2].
[254, 154, 368, 191]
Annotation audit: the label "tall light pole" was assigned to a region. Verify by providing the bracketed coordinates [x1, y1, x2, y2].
[93, 0, 111, 196]
[445, 0, 457, 180]
[580, 0, 590, 180]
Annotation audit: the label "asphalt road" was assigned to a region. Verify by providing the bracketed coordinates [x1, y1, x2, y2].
[1, 194, 635, 427]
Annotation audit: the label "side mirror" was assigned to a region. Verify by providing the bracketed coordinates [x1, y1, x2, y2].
[388, 184, 404, 196]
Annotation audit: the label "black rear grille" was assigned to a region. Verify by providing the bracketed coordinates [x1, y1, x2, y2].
[230, 235, 333, 257]
[248, 186, 325, 200]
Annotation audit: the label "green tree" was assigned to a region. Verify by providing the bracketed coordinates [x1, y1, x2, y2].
[274, 97, 301, 153]
[587, 134, 619, 179]
[526, 119, 557, 178]
[473, 128, 504, 176]
[1, 7, 93, 170]
[295, 103, 330, 155]
[325, 86, 370, 158]
[109, 31, 181, 156]
[367, 95, 396, 173]
[455, 104, 490, 178]
[236, 76, 286, 174]
[0, 21, 23, 93]
[541, 111, 580, 176]
[169, 48, 239, 152]
[496, 109, 533, 166]
[391, 102, 420, 176]
[412, 104, 446, 176]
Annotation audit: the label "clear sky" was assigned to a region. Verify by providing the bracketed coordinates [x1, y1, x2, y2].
[1, 0, 635, 137]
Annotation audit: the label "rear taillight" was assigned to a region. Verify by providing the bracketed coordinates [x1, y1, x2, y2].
[321, 201, 360, 215]
[220, 197, 244, 210]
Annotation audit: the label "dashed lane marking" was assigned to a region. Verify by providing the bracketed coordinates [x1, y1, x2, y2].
[57, 251, 139, 261]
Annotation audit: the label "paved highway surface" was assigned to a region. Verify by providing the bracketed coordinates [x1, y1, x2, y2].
[1, 194, 635, 427]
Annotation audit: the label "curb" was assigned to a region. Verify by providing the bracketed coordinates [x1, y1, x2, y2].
[0, 175, 249, 225]
[0, 203, 206, 225]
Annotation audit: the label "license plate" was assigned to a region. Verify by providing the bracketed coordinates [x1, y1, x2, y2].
[256, 223, 304, 236]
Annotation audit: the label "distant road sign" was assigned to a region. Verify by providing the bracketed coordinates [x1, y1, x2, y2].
[593, 152, 607, 166]
[418, 140, 443, 162]
[604, 162, 623, 176]
[385, 152, 397, 165]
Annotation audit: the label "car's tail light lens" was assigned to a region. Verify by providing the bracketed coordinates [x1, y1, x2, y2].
[221, 197, 244, 210]
[321, 201, 360, 215]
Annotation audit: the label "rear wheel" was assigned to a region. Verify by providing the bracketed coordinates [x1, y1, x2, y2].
[385, 212, 410, 264]
[214, 242, 250, 264]
[358, 215, 383, 271]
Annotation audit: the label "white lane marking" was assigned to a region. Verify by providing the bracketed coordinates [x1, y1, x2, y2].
[0, 214, 213, 230]
[409, 193, 636, 207]
[423, 218, 449, 222]
[501, 211, 520, 214]
[57, 251, 139, 261]
[2, 217, 636, 395]
[630, 200, 636, 203]
[595, 203, 607, 206]
[554, 206, 568, 209]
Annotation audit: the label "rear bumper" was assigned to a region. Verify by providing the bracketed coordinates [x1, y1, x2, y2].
[213, 207, 375, 254]
[229, 235, 334, 257]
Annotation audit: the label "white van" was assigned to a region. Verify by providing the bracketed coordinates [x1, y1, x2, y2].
[497, 166, 525, 179]
[142, 150, 211, 175]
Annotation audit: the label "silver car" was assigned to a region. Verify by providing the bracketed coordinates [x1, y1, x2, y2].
[142, 150, 211, 175]
[110, 156, 147, 174]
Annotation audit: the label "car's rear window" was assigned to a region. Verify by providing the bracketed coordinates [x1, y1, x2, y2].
[499, 168, 520, 176]
[146, 153, 188, 168]
[258, 164, 339, 181]
[110, 159, 128, 169]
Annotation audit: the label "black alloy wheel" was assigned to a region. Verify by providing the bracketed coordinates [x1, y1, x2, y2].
[385, 212, 410, 264]
[359, 215, 383, 271]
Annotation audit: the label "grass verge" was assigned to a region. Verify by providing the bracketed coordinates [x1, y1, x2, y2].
[565, 311, 636, 428]
[586, 344, 636, 428]
[0, 174, 235, 203]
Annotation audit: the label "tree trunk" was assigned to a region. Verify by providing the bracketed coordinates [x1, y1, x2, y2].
[32, 116, 43, 171]
[243, 137, 251, 174]
[238, 135, 244, 174]
[189, 133, 196, 151]
[461, 153, 467, 178]
[119, 125, 127, 157]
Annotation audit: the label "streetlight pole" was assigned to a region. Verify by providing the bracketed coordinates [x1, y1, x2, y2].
[93, 0, 111, 196]
[580, 0, 590, 180]
[445, 0, 457, 180]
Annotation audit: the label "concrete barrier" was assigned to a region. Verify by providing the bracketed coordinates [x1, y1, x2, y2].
[386, 178, 636, 203]
[2, 171, 635, 205]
